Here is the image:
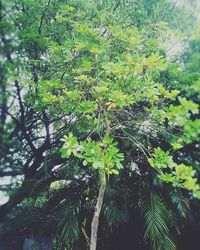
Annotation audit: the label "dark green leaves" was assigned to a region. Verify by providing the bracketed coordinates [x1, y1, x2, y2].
[141, 192, 175, 250]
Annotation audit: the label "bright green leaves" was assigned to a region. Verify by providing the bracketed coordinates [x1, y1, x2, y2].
[41, 94, 59, 104]
[62, 89, 82, 114]
[182, 119, 200, 144]
[60, 134, 124, 175]
[101, 135, 113, 145]
[39, 80, 99, 114]
[175, 164, 196, 182]
[167, 98, 199, 127]
[108, 90, 134, 108]
[35, 0, 200, 203]
[102, 62, 130, 79]
[75, 23, 99, 41]
[111, 25, 140, 44]
[144, 81, 180, 105]
[39, 80, 64, 105]
[157, 84, 180, 100]
[179, 97, 199, 114]
[165, 97, 199, 147]
[49, 42, 74, 63]
[94, 86, 109, 93]
[55, 4, 75, 24]
[171, 164, 200, 198]
[100, 137, 124, 173]
[57, 4, 75, 16]
[60, 133, 82, 158]
[149, 147, 200, 199]
[159, 173, 176, 183]
[80, 139, 102, 167]
[65, 90, 81, 102]
[93, 84, 134, 110]
[148, 147, 174, 169]
[145, 53, 167, 73]
[50, 180, 69, 190]
[65, 92, 98, 114]
[78, 101, 98, 114]
[42, 2, 185, 135]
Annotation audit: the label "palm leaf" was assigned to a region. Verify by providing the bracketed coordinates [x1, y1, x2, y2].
[54, 199, 81, 248]
[170, 189, 189, 218]
[141, 191, 176, 250]
[102, 183, 130, 233]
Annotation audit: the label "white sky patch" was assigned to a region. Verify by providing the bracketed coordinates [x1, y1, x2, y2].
[164, 33, 184, 58]
[0, 191, 9, 205]
[0, 175, 24, 205]
[0, 177, 12, 205]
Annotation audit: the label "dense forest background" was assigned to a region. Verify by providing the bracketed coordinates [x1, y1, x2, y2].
[0, 0, 200, 249]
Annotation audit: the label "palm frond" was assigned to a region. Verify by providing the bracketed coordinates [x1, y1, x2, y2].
[141, 191, 176, 250]
[54, 199, 81, 249]
[170, 189, 189, 218]
[102, 183, 130, 233]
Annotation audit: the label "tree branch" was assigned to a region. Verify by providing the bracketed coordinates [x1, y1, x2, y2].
[38, 0, 51, 34]
[15, 80, 37, 153]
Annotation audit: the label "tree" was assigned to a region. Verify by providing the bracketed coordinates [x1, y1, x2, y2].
[0, 0, 200, 249]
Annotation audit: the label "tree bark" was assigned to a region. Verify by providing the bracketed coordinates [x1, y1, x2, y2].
[90, 175, 106, 250]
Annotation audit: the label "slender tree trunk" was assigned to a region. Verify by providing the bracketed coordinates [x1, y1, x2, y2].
[90, 175, 106, 250]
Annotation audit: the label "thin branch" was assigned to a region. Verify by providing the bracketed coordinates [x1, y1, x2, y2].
[15, 80, 36, 152]
[38, 0, 51, 34]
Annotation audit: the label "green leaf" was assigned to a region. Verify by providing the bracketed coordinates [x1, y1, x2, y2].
[148, 147, 174, 169]
[93, 161, 105, 169]
[83, 160, 88, 166]
[111, 169, 119, 175]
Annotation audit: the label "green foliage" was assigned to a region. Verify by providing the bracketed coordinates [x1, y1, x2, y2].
[1, 0, 200, 249]
[61, 134, 124, 175]
[167, 98, 199, 127]
[148, 147, 174, 169]
[149, 148, 200, 198]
